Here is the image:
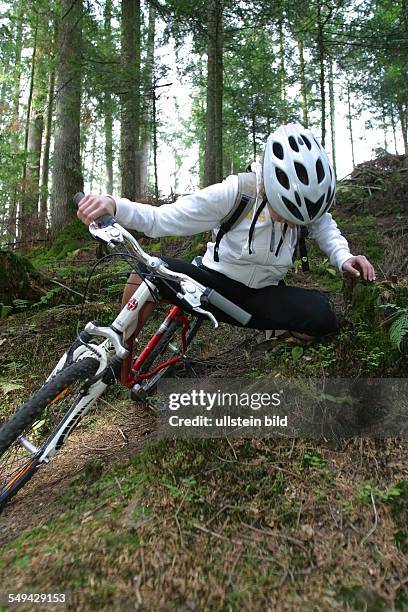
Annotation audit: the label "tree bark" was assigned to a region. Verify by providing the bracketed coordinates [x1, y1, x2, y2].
[20, 24, 44, 245]
[7, 2, 24, 243]
[278, 19, 287, 123]
[120, 0, 141, 200]
[140, 3, 156, 196]
[251, 112, 256, 159]
[346, 84, 356, 168]
[382, 102, 388, 151]
[40, 53, 56, 224]
[298, 38, 308, 127]
[328, 60, 336, 176]
[51, 0, 83, 233]
[104, 0, 114, 194]
[317, 4, 326, 146]
[204, 0, 223, 187]
[397, 103, 408, 154]
[390, 104, 398, 155]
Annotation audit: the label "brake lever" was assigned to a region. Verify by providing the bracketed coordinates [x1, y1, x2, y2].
[89, 220, 124, 246]
[192, 306, 219, 328]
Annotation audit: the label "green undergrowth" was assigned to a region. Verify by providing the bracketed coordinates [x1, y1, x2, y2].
[253, 279, 408, 378]
[30, 219, 89, 268]
[1, 438, 406, 609]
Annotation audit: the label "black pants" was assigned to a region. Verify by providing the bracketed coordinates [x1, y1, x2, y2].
[141, 256, 338, 336]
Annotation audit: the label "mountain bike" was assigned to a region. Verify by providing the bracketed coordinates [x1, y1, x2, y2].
[0, 194, 251, 511]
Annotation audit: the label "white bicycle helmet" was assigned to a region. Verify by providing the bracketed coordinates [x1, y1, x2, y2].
[263, 123, 336, 225]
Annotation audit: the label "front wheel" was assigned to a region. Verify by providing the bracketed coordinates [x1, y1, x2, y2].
[0, 358, 99, 511]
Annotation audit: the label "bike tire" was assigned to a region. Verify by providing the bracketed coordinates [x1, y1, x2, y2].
[0, 357, 99, 510]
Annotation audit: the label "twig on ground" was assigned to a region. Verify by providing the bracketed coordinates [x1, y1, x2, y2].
[115, 476, 125, 498]
[360, 490, 378, 546]
[99, 397, 130, 418]
[240, 522, 307, 550]
[226, 437, 238, 460]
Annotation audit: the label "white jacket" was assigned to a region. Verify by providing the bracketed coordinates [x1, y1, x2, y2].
[113, 173, 353, 290]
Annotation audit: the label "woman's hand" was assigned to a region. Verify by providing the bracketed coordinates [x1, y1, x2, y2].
[342, 255, 376, 281]
[77, 194, 116, 225]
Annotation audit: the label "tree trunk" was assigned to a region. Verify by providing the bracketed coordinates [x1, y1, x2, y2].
[382, 103, 388, 151]
[251, 112, 256, 159]
[21, 113, 44, 244]
[278, 19, 287, 123]
[204, 0, 223, 187]
[397, 104, 408, 154]
[152, 85, 159, 201]
[317, 4, 326, 146]
[346, 84, 356, 168]
[11, 4, 23, 133]
[298, 38, 308, 127]
[104, 0, 114, 194]
[51, 0, 83, 233]
[89, 131, 97, 193]
[214, 3, 223, 182]
[328, 60, 336, 176]
[104, 95, 114, 194]
[140, 3, 156, 196]
[20, 25, 42, 245]
[391, 104, 398, 155]
[7, 3, 24, 244]
[120, 0, 141, 200]
[39, 54, 56, 226]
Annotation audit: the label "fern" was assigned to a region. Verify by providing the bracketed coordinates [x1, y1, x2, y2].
[389, 309, 408, 352]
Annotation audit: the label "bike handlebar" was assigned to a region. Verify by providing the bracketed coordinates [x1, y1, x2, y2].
[74, 192, 115, 228]
[73, 192, 252, 327]
[202, 289, 252, 326]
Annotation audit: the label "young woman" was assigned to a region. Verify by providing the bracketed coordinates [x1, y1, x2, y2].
[77, 123, 375, 343]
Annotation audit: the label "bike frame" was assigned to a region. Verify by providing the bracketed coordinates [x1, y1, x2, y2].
[38, 275, 196, 462]
[3, 204, 250, 501]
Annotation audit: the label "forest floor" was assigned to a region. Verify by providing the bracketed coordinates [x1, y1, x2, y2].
[0, 153, 408, 610]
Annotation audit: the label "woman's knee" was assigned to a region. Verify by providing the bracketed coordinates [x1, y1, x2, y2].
[122, 272, 147, 307]
[308, 291, 338, 335]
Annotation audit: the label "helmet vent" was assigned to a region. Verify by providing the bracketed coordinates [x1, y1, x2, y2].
[326, 186, 332, 203]
[295, 162, 309, 185]
[273, 142, 284, 160]
[289, 136, 299, 152]
[302, 135, 312, 150]
[305, 194, 325, 220]
[329, 165, 333, 178]
[294, 191, 301, 206]
[282, 196, 304, 221]
[313, 137, 322, 150]
[276, 167, 290, 190]
[316, 159, 325, 183]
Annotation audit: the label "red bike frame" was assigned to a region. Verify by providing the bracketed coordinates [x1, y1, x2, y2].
[124, 304, 192, 388]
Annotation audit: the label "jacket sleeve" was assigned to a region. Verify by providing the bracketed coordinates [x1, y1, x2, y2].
[113, 175, 238, 238]
[308, 212, 353, 271]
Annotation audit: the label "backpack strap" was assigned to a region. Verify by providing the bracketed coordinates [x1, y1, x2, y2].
[213, 172, 257, 262]
[294, 226, 310, 272]
[248, 196, 268, 254]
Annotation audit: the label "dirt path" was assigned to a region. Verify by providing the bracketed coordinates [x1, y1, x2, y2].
[0, 400, 155, 547]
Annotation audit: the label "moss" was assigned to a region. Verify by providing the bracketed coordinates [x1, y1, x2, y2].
[30, 219, 89, 267]
[0, 250, 43, 305]
[351, 282, 383, 324]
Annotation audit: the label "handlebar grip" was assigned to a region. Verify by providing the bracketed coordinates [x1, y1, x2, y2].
[73, 192, 115, 227]
[73, 192, 85, 207]
[202, 289, 252, 326]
